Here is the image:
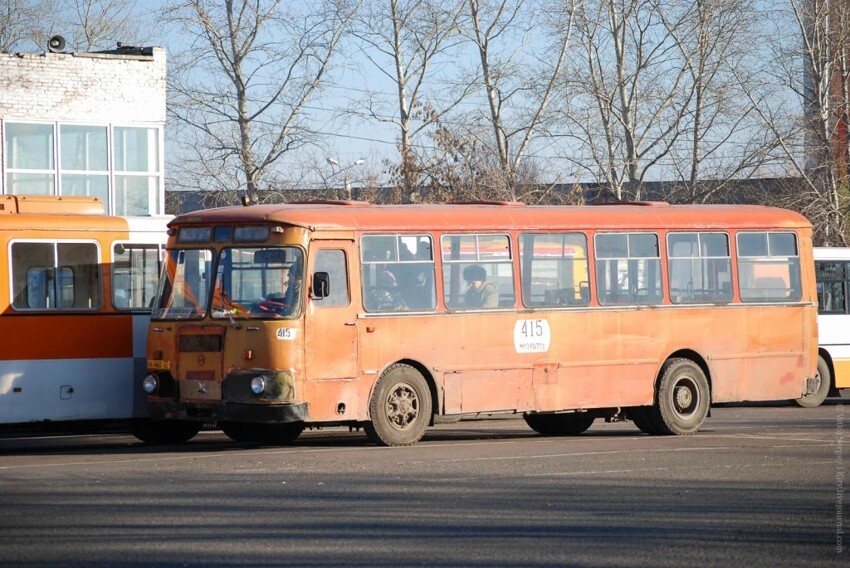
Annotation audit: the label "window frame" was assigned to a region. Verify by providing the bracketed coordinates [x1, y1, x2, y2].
[2, 119, 164, 215]
[440, 232, 515, 310]
[360, 233, 436, 313]
[736, 231, 802, 304]
[9, 238, 102, 312]
[594, 231, 663, 306]
[666, 231, 732, 305]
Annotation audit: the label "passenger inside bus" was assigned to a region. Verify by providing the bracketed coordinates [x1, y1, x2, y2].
[365, 270, 408, 311]
[258, 262, 302, 315]
[463, 264, 499, 308]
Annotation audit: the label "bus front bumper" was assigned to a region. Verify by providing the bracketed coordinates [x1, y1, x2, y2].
[148, 400, 309, 424]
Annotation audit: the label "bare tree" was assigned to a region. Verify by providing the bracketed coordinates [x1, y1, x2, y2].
[0, 0, 52, 52]
[661, 0, 783, 203]
[564, 0, 699, 201]
[351, 0, 467, 202]
[162, 0, 359, 201]
[56, 0, 146, 51]
[459, 0, 575, 199]
[741, 0, 850, 244]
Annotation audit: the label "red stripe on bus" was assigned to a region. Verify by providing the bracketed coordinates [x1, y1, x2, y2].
[0, 314, 133, 360]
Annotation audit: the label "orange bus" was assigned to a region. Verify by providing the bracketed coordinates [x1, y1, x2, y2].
[143, 200, 819, 445]
[0, 195, 193, 441]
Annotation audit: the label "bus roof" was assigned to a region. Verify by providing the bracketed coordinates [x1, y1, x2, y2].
[0, 195, 133, 233]
[169, 201, 812, 233]
[814, 247, 850, 260]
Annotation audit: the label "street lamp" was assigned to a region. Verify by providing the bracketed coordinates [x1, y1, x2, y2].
[327, 158, 365, 200]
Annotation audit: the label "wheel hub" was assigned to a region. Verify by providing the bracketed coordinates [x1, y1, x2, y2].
[386, 384, 419, 430]
[674, 382, 695, 414]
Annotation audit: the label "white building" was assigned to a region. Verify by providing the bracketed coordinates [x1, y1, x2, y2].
[0, 45, 165, 216]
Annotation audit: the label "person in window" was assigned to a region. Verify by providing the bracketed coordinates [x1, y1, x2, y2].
[366, 270, 407, 311]
[258, 262, 302, 315]
[463, 264, 499, 308]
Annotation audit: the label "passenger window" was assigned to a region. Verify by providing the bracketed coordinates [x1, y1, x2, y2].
[441, 233, 514, 309]
[360, 234, 435, 312]
[595, 233, 662, 305]
[667, 232, 732, 304]
[113, 243, 161, 310]
[815, 261, 847, 314]
[737, 231, 801, 303]
[12, 241, 100, 310]
[519, 233, 590, 307]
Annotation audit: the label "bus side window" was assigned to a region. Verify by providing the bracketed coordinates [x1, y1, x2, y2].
[12, 241, 99, 310]
[519, 232, 589, 308]
[113, 243, 161, 311]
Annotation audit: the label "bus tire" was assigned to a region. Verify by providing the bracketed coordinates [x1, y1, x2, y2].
[258, 422, 305, 445]
[793, 355, 831, 408]
[627, 407, 664, 435]
[221, 422, 304, 444]
[652, 358, 710, 436]
[220, 421, 255, 442]
[364, 363, 431, 446]
[127, 419, 201, 444]
[524, 413, 595, 436]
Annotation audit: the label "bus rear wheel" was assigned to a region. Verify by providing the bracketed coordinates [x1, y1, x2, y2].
[127, 419, 202, 444]
[364, 364, 431, 446]
[793, 355, 831, 408]
[524, 413, 595, 436]
[650, 358, 710, 436]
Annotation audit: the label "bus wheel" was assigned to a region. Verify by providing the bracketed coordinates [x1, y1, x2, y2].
[127, 419, 201, 444]
[221, 422, 304, 444]
[627, 407, 664, 435]
[652, 358, 710, 436]
[258, 422, 305, 445]
[793, 355, 831, 408]
[364, 364, 432, 446]
[220, 421, 255, 442]
[524, 413, 595, 436]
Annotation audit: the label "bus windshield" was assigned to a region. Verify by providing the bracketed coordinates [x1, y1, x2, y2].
[152, 248, 214, 320]
[211, 246, 303, 319]
[153, 246, 304, 320]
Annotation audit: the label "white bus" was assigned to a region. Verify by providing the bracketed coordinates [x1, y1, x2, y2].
[801, 247, 850, 406]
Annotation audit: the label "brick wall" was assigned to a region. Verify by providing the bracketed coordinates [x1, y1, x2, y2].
[0, 48, 166, 123]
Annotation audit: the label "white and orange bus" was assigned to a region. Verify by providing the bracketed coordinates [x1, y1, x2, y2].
[0, 195, 194, 441]
[800, 247, 850, 407]
[143, 200, 819, 445]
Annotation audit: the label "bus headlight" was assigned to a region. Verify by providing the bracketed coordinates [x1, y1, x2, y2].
[142, 374, 159, 394]
[250, 377, 266, 395]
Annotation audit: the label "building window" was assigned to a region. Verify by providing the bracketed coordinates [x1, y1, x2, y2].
[60, 124, 110, 210]
[2, 121, 162, 215]
[4, 122, 55, 195]
[114, 127, 161, 216]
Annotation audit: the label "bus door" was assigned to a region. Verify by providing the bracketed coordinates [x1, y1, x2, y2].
[305, 242, 359, 387]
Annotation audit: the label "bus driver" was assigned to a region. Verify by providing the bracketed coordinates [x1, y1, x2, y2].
[258, 262, 302, 315]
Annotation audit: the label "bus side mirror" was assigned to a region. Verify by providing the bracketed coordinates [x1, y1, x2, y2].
[312, 271, 330, 299]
